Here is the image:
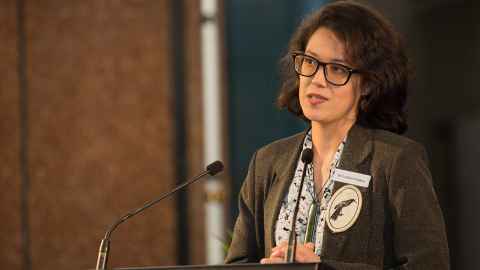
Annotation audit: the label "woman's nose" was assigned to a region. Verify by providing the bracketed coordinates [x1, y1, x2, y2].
[311, 66, 327, 86]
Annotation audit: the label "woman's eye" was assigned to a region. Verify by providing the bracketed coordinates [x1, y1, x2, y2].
[304, 58, 315, 65]
[330, 65, 348, 74]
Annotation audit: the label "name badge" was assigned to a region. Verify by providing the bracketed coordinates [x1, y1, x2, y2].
[332, 168, 371, 188]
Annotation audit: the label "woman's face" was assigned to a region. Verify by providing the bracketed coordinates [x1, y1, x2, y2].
[298, 27, 361, 126]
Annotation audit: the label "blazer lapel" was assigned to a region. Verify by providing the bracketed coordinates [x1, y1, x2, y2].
[322, 124, 374, 260]
[264, 131, 307, 256]
[337, 124, 373, 174]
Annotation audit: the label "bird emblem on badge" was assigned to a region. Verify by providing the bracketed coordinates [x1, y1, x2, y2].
[330, 198, 356, 221]
[326, 185, 363, 233]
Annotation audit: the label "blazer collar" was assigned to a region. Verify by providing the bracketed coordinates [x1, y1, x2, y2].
[338, 124, 373, 171]
[274, 124, 374, 174]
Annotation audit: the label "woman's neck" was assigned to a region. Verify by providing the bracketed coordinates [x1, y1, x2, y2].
[311, 120, 354, 161]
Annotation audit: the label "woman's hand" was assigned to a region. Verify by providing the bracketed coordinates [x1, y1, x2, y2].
[260, 241, 320, 264]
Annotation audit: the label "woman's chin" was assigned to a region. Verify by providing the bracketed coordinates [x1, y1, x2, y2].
[304, 114, 328, 124]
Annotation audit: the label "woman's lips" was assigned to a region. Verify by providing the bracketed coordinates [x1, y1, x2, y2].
[306, 93, 328, 105]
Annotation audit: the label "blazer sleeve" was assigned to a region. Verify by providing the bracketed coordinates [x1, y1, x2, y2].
[386, 143, 450, 269]
[225, 151, 264, 263]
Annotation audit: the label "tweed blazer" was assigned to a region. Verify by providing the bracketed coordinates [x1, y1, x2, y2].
[225, 125, 449, 269]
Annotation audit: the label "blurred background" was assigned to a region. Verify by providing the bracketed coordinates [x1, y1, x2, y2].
[1, 0, 479, 269]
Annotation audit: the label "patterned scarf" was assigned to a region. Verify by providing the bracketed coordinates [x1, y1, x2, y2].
[274, 130, 346, 255]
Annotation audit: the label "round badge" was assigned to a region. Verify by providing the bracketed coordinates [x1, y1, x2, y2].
[326, 185, 363, 233]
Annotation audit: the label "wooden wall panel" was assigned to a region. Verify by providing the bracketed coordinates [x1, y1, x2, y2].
[0, 1, 22, 269]
[24, 1, 175, 269]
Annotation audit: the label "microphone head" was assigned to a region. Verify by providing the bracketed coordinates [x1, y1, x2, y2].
[206, 161, 224, 176]
[301, 148, 313, 164]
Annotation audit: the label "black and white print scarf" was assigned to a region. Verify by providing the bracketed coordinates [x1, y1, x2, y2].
[274, 130, 346, 256]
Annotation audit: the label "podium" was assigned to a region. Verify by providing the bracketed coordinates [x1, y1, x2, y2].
[116, 263, 321, 270]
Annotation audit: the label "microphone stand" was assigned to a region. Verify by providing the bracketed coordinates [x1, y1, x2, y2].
[286, 149, 313, 263]
[95, 161, 223, 270]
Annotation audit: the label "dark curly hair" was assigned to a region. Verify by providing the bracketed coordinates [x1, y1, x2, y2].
[277, 0, 409, 134]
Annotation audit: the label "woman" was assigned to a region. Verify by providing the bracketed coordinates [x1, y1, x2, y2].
[225, 1, 449, 269]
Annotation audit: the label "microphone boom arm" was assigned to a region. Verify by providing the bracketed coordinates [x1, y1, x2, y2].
[95, 161, 223, 270]
[104, 170, 210, 239]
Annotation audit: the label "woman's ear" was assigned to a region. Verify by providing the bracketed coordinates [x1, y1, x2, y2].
[361, 86, 371, 97]
[359, 87, 372, 112]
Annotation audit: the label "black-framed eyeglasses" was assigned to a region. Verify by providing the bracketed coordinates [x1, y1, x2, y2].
[291, 51, 360, 86]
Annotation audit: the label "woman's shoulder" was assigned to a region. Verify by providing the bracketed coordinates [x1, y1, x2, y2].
[370, 128, 427, 159]
[256, 131, 306, 158]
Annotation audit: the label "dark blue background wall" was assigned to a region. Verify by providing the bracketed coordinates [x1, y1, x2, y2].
[225, 0, 327, 225]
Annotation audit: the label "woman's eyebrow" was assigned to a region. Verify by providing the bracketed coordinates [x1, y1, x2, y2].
[305, 50, 347, 64]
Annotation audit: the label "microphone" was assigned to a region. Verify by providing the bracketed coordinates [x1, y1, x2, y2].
[95, 160, 224, 270]
[285, 149, 313, 263]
